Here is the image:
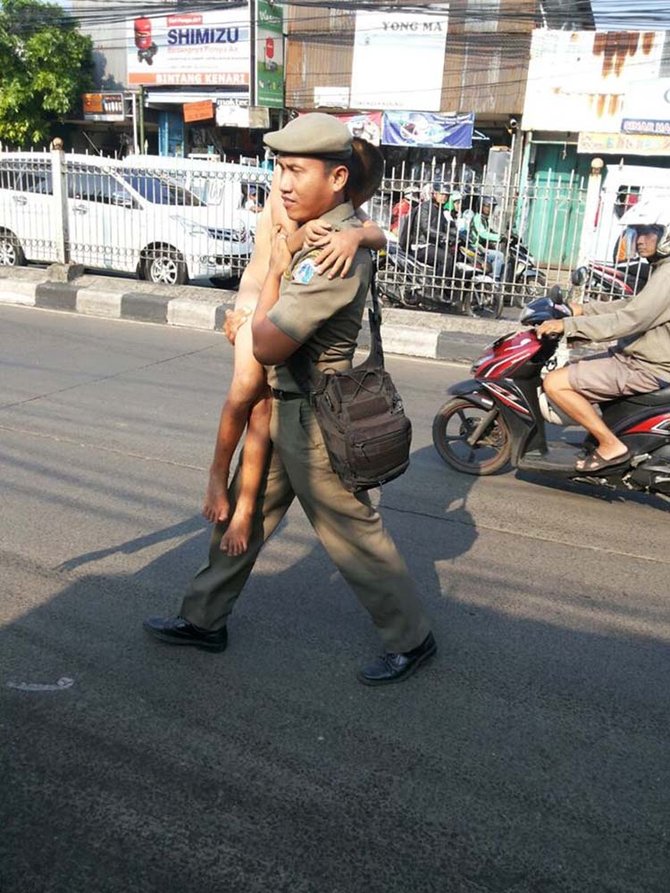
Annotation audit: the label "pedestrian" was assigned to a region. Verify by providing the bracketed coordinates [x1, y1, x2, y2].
[200, 141, 385, 558]
[144, 113, 435, 685]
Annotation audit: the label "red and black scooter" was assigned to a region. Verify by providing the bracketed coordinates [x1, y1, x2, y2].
[432, 288, 670, 496]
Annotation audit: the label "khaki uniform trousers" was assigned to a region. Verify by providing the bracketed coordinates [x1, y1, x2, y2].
[180, 397, 431, 653]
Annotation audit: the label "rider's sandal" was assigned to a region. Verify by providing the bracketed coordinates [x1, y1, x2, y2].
[575, 448, 632, 474]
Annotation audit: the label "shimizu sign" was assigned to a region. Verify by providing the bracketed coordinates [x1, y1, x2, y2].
[350, 11, 448, 112]
[126, 9, 250, 87]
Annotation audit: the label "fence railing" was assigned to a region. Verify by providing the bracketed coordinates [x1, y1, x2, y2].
[0, 147, 666, 308]
[0, 149, 272, 286]
[370, 158, 667, 312]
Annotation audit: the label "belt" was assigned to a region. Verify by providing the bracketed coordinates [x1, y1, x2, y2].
[271, 388, 304, 401]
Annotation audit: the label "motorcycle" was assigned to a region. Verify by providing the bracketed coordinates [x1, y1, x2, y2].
[504, 234, 546, 304]
[573, 256, 650, 300]
[377, 237, 503, 320]
[431, 287, 670, 497]
[463, 233, 546, 308]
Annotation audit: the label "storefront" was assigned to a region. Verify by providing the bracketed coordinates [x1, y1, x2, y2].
[125, 2, 283, 159]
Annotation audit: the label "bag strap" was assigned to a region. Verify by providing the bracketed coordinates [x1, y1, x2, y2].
[287, 252, 384, 397]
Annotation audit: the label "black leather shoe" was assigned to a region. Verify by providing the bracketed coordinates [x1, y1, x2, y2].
[143, 616, 228, 652]
[357, 632, 436, 686]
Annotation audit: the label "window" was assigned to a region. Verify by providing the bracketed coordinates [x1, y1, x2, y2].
[121, 173, 203, 207]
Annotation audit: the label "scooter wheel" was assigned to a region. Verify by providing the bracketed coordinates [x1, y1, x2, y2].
[432, 397, 511, 475]
[463, 284, 504, 320]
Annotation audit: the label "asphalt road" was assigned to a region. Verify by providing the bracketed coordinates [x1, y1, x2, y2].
[1, 304, 668, 893]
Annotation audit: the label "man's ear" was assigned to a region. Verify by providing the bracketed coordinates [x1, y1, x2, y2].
[331, 164, 349, 194]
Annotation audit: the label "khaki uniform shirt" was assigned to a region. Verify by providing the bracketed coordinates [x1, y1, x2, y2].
[266, 201, 372, 392]
[563, 255, 670, 382]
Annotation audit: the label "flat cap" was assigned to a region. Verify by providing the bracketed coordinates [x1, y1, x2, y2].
[263, 113, 352, 159]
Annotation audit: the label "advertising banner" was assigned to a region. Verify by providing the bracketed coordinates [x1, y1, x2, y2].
[127, 9, 250, 88]
[381, 111, 474, 148]
[350, 11, 448, 111]
[255, 0, 284, 108]
[336, 112, 383, 145]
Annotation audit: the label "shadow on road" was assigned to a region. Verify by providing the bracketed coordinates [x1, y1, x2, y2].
[1, 491, 668, 893]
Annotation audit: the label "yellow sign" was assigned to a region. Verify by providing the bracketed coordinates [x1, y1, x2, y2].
[578, 131, 670, 156]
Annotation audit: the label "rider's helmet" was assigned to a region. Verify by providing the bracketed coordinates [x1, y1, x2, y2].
[479, 194, 497, 215]
[619, 199, 669, 257]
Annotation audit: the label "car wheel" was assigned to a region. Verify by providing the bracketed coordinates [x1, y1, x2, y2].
[0, 230, 26, 267]
[142, 247, 187, 286]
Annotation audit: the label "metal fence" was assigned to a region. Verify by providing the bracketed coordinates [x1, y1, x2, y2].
[371, 157, 669, 314]
[0, 147, 667, 308]
[0, 149, 272, 285]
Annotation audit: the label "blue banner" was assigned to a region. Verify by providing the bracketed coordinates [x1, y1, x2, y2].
[381, 112, 474, 148]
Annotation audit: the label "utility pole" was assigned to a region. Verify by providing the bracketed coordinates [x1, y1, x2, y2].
[138, 85, 145, 154]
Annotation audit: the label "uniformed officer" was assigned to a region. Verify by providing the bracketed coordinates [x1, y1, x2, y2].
[144, 113, 436, 685]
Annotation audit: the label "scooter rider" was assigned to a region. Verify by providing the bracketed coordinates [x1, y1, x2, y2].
[409, 180, 457, 272]
[537, 203, 670, 474]
[461, 194, 506, 281]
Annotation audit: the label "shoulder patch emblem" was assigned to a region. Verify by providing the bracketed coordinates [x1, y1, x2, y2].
[292, 258, 318, 285]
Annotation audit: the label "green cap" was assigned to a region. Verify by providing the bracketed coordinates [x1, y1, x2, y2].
[263, 113, 353, 160]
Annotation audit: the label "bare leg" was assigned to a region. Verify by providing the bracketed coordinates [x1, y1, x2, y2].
[203, 314, 267, 527]
[543, 367, 627, 460]
[220, 392, 272, 556]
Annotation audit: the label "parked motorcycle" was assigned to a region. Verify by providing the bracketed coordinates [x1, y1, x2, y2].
[431, 288, 670, 497]
[505, 234, 546, 304]
[573, 256, 650, 300]
[377, 238, 503, 320]
[462, 233, 546, 307]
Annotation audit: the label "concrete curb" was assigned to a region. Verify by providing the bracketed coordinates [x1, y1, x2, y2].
[0, 266, 518, 363]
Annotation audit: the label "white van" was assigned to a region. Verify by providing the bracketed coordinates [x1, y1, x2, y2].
[0, 152, 256, 285]
[122, 154, 273, 237]
[592, 163, 670, 261]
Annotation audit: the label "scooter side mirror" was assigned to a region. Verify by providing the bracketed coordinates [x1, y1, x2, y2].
[571, 267, 587, 286]
[548, 284, 564, 304]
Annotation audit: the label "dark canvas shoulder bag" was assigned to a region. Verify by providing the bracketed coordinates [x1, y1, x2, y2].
[287, 262, 412, 492]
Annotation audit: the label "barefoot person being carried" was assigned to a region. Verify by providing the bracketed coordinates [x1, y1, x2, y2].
[202, 137, 386, 556]
[145, 113, 435, 686]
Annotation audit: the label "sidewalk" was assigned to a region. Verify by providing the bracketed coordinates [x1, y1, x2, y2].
[0, 265, 518, 364]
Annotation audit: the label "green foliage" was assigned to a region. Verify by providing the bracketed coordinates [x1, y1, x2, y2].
[0, 0, 93, 147]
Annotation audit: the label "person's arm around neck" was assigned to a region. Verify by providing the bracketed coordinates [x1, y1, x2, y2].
[252, 227, 301, 366]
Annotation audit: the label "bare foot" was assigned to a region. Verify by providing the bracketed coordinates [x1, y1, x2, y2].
[220, 508, 253, 556]
[202, 473, 230, 524]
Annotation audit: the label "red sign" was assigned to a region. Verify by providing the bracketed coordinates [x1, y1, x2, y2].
[183, 100, 214, 123]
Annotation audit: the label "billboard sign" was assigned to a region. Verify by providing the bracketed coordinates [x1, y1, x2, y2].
[350, 11, 448, 111]
[127, 9, 250, 88]
[255, 0, 284, 108]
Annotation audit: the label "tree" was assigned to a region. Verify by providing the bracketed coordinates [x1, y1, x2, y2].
[0, 0, 93, 147]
